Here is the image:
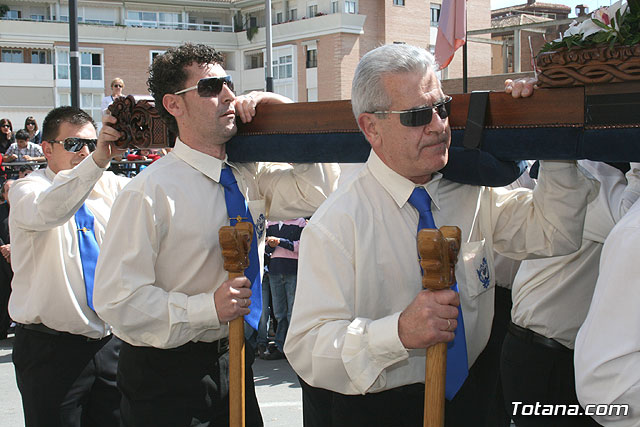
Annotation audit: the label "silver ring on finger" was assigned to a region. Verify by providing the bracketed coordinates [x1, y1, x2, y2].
[447, 319, 452, 331]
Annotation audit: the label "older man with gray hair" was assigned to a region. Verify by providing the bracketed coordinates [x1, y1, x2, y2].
[284, 43, 597, 426]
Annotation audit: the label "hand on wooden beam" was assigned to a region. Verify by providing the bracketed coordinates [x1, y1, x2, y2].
[505, 77, 539, 98]
[233, 91, 293, 124]
[93, 115, 127, 169]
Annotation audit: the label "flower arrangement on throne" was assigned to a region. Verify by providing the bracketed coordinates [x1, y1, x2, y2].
[535, 0, 640, 86]
[541, 0, 639, 52]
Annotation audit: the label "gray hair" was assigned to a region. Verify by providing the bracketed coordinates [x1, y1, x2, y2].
[351, 44, 438, 122]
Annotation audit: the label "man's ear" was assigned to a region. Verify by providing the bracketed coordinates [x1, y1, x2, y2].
[358, 113, 381, 149]
[41, 141, 54, 160]
[163, 93, 183, 118]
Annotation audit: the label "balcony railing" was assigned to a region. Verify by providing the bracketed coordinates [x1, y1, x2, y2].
[124, 19, 233, 32]
[0, 16, 233, 32]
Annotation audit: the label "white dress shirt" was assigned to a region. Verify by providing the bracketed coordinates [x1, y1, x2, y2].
[512, 161, 640, 349]
[574, 197, 640, 426]
[8, 155, 130, 338]
[94, 139, 339, 349]
[284, 150, 596, 395]
[493, 162, 537, 289]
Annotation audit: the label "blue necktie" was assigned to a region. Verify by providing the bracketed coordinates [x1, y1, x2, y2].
[408, 187, 469, 400]
[75, 203, 99, 311]
[219, 167, 262, 330]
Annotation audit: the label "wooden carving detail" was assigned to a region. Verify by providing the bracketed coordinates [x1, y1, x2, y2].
[219, 222, 253, 274]
[417, 226, 462, 291]
[107, 95, 176, 149]
[536, 44, 640, 87]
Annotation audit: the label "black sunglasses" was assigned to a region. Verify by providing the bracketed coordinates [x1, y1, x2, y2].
[174, 76, 234, 97]
[113, 84, 123, 88]
[1, 124, 10, 128]
[50, 137, 97, 153]
[372, 96, 452, 127]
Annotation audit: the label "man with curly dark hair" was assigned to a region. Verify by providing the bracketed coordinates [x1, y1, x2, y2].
[94, 43, 340, 426]
[147, 43, 224, 136]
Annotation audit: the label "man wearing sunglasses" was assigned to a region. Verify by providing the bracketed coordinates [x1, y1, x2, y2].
[284, 43, 597, 426]
[93, 43, 339, 426]
[8, 106, 129, 427]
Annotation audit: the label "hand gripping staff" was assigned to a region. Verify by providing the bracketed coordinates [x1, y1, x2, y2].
[219, 222, 253, 427]
[417, 226, 462, 427]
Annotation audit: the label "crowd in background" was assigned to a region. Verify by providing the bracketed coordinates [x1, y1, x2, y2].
[0, 113, 166, 182]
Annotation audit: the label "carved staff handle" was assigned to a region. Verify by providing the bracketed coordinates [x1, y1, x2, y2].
[417, 226, 461, 427]
[219, 222, 254, 427]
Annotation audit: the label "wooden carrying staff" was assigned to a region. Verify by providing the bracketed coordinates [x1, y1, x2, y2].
[219, 222, 254, 427]
[417, 226, 462, 427]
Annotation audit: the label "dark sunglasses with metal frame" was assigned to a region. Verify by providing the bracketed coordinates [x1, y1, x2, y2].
[371, 96, 452, 127]
[49, 137, 97, 153]
[174, 75, 234, 97]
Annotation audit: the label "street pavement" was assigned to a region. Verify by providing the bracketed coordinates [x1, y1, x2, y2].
[0, 333, 303, 427]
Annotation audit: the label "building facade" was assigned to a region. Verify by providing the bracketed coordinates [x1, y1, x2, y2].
[491, 1, 571, 74]
[0, 0, 491, 127]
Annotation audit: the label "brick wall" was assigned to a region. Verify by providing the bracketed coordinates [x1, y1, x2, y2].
[101, 44, 167, 96]
[383, 0, 430, 47]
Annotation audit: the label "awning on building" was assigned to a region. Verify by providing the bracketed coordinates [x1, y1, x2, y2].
[0, 41, 54, 50]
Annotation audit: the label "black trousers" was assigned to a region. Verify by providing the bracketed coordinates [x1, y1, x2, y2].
[0, 278, 11, 338]
[485, 286, 514, 427]
[501, 328, 602, 427]
[118, 339, 263, 427]
[0, 261, 12, 339]
[12, 326, 121, 427]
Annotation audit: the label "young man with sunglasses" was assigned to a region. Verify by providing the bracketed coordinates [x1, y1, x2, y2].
[8, 106, 128, 427]
[284, 43, 597, 426]
[93, 43, 339, 426]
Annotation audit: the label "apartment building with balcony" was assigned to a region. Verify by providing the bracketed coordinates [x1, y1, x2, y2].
[0, 0, 491, 127]
[491, 0, 571, 74]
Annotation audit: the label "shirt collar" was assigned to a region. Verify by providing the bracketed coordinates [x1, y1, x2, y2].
[172, 138, 237, 183]
[44, 166, 56, 181]
[366, 150, 443, 211]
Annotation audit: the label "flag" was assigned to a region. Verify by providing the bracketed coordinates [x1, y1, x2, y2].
[434, 0, 467, 70]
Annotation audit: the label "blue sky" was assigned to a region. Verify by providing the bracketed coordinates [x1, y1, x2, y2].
[490, 0, 616, 17]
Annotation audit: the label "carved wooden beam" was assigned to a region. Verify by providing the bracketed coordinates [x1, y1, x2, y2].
[536, 45, 640, 88]
[107, 83, 640, 165]
[108, 95, 176, 149]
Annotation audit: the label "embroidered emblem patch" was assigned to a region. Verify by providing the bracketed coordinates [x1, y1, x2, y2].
[255, 213, 266, 239]
[476, 257, 490, 289]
